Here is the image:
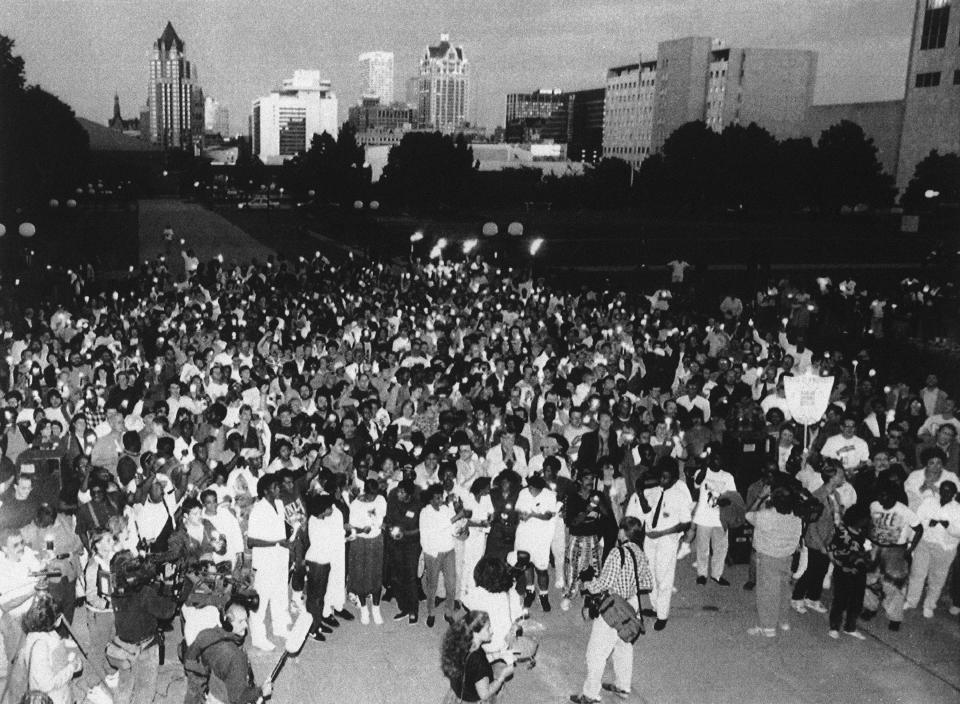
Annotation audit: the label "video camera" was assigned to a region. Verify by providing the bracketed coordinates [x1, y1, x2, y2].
[110, 551, 168, 598]
[181, 560, 259, 612]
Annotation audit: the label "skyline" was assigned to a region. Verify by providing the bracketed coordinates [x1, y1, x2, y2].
[1, 0, 914, 134]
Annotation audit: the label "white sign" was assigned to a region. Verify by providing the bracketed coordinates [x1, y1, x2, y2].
[784, 374, 834, 426]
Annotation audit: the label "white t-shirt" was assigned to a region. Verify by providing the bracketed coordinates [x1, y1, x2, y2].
[820, 434, 871, 469]
[694, 469, 737, 528]
[869, 501, 919, 546]
[419, 503, 456, 556]
[247, 497, 287, 568]
[514, 488, 560, 566]
[349, 495, 387, 539]
[916, 496, 960, 552]
[904, 468, 960, 513]
[626, 481, 693, 533]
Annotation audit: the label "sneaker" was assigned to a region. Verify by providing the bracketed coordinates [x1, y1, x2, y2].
[317, 622, 333, 635]
[844, 630, 866, 640]
[743, 581, 756, 591]
[747, 626, 776, 638]
[779, 622, 790, 632]
[392, 611, 409, 622]
[696, 576, 707, 586]
[677, 542, 691, 560]
[560, 598, 571, 612]
[569, 695, 601, 704]
[408, 614, 419, 625]
[523, 591, 536, 608]
[949, 606, 960, 616]
[601, 683, 630, 699]
[791, 599, 808, 614]
[359, 606, 370, 625]
[922, 607, 934, 619]
[309, 631, 326, 642]
[426, 615, 436, 628]
[322, 615, 340, 628]
[653, 619, 667, 631]
[371, 605, 384, 625]
[334, 609, 355, 621]
[540, 595, 552, 612]
[828, 630, 840, 639]
[713, 577, 730, 587]
[804, 599, 827, 613]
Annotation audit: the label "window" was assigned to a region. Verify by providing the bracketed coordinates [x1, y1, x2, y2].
[916, 71, 941, 87]
[920, 0, 950, 50]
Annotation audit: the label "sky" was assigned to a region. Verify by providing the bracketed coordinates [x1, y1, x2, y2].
[1, 0, 915, 134]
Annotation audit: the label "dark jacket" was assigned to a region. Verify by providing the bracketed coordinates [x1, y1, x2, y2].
[184, 627, 262, 704]
[576, 430, 624, 471]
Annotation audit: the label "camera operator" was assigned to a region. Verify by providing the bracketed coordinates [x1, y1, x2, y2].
[103, 549, 177, 686]
[0, 528, 43, 677]
[20, 503, 83, 623]
[183, 602, 272, 704]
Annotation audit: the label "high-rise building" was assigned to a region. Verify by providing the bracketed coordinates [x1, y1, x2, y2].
[108, 94, 141, 136]
[566, 88, 605, 163]
[896, 0, 960, 190]
[405, 77, 419, 108]
[348, 97, 416, 146]
[602, 36, 817, 168]
[204, 97, 230, 136]
[359, 51, 395, 103]
[251, 70, 338, 164]
[504, 89, 568, 142]
[147, 22, 204, 151]
[417, 33, 470, 132]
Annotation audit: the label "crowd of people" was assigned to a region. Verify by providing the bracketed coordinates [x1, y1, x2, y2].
[0, 236, 958, 704]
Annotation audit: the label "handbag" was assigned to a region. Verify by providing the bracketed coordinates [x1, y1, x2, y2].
[597, 547, 652, 644]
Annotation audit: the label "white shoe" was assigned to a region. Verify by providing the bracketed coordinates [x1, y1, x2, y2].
[949, 606, 960, 616]
[922, 607, 934, 619]
[828, 630, 840, 639]
[677, 543, 691, 560]
[804, 599, 827, 613]
[844, 630, 866, 641]
[251, 639, 276, 651]
[560, 598, 571, 611]
[791, 600, 808, 614]
[902, 602, 915, 612]
[359, 604, 370, 625]
[371, 604, 383, 625]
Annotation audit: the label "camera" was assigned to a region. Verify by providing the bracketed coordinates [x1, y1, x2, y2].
[110, 552, 163, 597]
[181, 560, 259, 612]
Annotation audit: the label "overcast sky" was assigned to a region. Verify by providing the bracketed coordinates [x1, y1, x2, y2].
[1, 0, 914, 134]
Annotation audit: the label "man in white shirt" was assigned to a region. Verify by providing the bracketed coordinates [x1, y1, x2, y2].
[626, 459, 692, 630]
[514, 475, 560, 612]
[905, 481, 960, 618]
[0, 529, 43, 674]
[904, 448, 960, 513]
[864, 487, 923, 629]
[916, 399, 960, 441]
[419, 486, 459, 627]
[820, 417, 871, 471]
[246, 475, 291, 650]
[676, 381, 711, 423]
[693, 457, 738, 585]
[484, 430, 528, 480]
[527, 434, 571, 479]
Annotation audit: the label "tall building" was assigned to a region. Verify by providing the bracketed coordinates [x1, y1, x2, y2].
[417, 33, 470, 131]
[204, 96, 230, 136]
[147, 22, 204, 150]
[405, 77, 419, 108]
[566, 88, 605, 163]
[359, 51, 395, 103]
[896, 0, 960, 190]
[601, 36, 817, 168]
[251, 70, 338, 164]
[348, 97, 416, 146]
[107, 94, 141, 137]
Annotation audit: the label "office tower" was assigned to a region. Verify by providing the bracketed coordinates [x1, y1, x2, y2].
[417, 33, 470, 131]
[504, 89, 568, 142]
[251, 70, 338, 164]
[359, 51, 395, 103]
[147, 21, 204, 150]
[204, 97, 230, 136]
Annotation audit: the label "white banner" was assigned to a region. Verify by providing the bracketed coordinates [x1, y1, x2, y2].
[784, 374, 834, 426]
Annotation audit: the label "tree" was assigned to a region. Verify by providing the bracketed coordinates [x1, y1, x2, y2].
[716, 123, 779, 212]
[776, 137, 818, 212]
[380, 132, 474, 210]
[901, 150, 960, 212]
[656, 121, 723, 212]
[0, 34, 89, 216]
[815, 120, 894, 212]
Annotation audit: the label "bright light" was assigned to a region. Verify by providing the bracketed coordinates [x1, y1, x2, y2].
[462, 238, 478, 254]
[924, 189, 940, 199]
[436, 237, 448, 250]
[529, 237, 544, 256]
[429, 245, 442, 259]
[410, 231, 424, 243]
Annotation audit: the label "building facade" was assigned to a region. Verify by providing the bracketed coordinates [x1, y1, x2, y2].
[505, 89, 568, 143]
[359, 51, 395, 103]
[348, 97, 416, 146]
[251, 70, 338, 164]
[108, 94, 141, 137]
[417, 33, 470, 131]
[566, 88, 605, 163]
[204, 97, 230, 136]
[804, 100, 905, 176]
[896, 0, 960, 190]
[147, 22, 204, 151]
[601, 36, 817, 167]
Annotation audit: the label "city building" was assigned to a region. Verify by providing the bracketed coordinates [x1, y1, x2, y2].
[504, 89, 568, 143]
[896, 0, 960, 190]
[566, 87, 606, 163]
[107, 94, 141, 137]
[803, 100, 905, 176]
[405, 77, 419, 108]
[348, 97, 416, 146]
[251, 70, 338, 165]
[359, 51, 395, 103]
[146, 21, 204, 151]
[416, 33, 470, 132]
[204, 97, 230, 136]
[601, 36, 817, 168]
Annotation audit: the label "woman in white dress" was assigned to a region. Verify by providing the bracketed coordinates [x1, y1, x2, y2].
[460, 477, 494, 601]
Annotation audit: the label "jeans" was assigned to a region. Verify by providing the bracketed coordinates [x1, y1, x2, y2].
[792, 548, 830, 602]
[695, 525, 728, 579]
[423, 549, 457, 617]
[829, 569, 866, 631]
[756, 552, 792, 630]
